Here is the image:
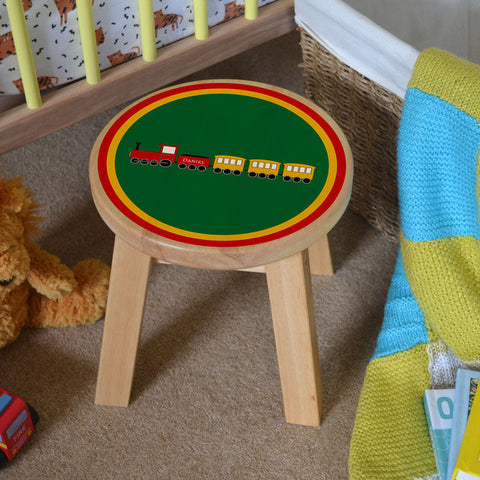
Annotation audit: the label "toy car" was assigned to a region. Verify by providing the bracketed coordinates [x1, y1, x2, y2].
[0, 388, 39, 467]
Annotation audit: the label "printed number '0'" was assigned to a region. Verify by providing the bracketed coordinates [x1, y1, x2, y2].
[437, 397, 454, 420]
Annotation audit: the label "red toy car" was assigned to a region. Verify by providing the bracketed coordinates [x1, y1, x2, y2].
[0, 388, 39, 467]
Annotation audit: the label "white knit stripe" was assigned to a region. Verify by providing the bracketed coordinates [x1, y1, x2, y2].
[427, 340, 466, 389]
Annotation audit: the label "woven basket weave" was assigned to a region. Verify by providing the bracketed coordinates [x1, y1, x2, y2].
[300, 28, 403, 241]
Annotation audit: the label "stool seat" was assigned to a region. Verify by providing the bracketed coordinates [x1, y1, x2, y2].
[89, 80, 352, 426]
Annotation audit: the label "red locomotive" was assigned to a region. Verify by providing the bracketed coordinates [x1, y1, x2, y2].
[129, 143, 178, 167]
[176, 154, 210, 171]
[0, 388, 39, 467]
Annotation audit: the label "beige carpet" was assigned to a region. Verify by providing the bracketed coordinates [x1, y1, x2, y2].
[0, 31, 398, 479]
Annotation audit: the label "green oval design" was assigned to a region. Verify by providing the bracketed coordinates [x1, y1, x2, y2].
[114, 92, 329, 236]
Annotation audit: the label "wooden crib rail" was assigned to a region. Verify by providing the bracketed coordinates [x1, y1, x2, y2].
[0, 0, 295, 157]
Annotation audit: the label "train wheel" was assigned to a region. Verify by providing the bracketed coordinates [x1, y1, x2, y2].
[140, 159, 149, 165]
[293, 177, 301, 183]
[258, 173, 266, 179]
[198, 165, 206, 172]
[303, 178, 311, 184]
[223, 169, 231, 175]
[248, 172, 257, 178]
[150, 160, 158, 166]
[214, 167, 221, 174]
[130, 158, 139, 164]
[0, 451, 7, 468]
[283, 176, 291, 182]
[188, 164, 197, 170]
[233, 170, 241, 176]
[160, 160, 172, 167]
[268, 174, 276, 180]
[178, 163, 187, 169]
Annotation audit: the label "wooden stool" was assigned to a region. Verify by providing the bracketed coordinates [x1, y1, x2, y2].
[89, 80, 352, 427]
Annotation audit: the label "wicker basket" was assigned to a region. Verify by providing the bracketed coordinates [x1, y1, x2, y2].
[300, 28, 403, 241]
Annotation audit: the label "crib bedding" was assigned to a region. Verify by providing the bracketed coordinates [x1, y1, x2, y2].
[0, 0, 276, 96]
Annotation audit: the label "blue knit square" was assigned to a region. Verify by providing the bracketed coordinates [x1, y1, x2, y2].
[398, 88, 480, 242]
[372, 252, 429, 360]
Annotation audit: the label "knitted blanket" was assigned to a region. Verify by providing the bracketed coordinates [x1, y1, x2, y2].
[349, 49, 480, 480]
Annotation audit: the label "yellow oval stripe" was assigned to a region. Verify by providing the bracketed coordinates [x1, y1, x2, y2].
[106, 88, 338, 241]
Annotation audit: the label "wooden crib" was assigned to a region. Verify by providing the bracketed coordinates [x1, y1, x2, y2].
[0, 0, 295, 156]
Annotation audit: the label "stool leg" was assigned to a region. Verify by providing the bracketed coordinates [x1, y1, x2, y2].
[308, 234, 333, 276]
[265, 249, 322, 426]
[95, 235, 152, 407]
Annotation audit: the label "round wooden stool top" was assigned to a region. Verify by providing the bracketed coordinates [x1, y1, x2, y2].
[89, 80, 353, 270]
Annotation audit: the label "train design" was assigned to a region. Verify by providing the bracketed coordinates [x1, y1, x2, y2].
[129, 143, 316, 184]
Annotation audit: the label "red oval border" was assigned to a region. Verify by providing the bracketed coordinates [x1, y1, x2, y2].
[97, 82, 347, 247]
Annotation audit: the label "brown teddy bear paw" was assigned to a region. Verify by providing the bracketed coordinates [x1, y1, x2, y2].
[27, 258, 110, 328]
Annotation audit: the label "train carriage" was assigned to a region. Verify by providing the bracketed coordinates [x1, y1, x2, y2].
[177, 154, 210, 171]
[213, 155, 247, 176]
[282, 163, 316, 183]
[247, 159, 281, 179]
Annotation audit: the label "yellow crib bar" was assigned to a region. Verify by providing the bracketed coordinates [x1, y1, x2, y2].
[5, 0, 41, 109]
[193, 0, 209, 40]
[138, 0, 157, 62]
[77, 0, 101, 84]
[245, 0, 259, 20]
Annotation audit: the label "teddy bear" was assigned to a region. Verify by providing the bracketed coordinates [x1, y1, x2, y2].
[0, 175, 110, 349]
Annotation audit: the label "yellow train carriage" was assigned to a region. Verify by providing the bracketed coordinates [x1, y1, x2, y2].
[282, 163, 316, 184]
[213, 155, 247, 176]
[247, 159, 281, 180]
